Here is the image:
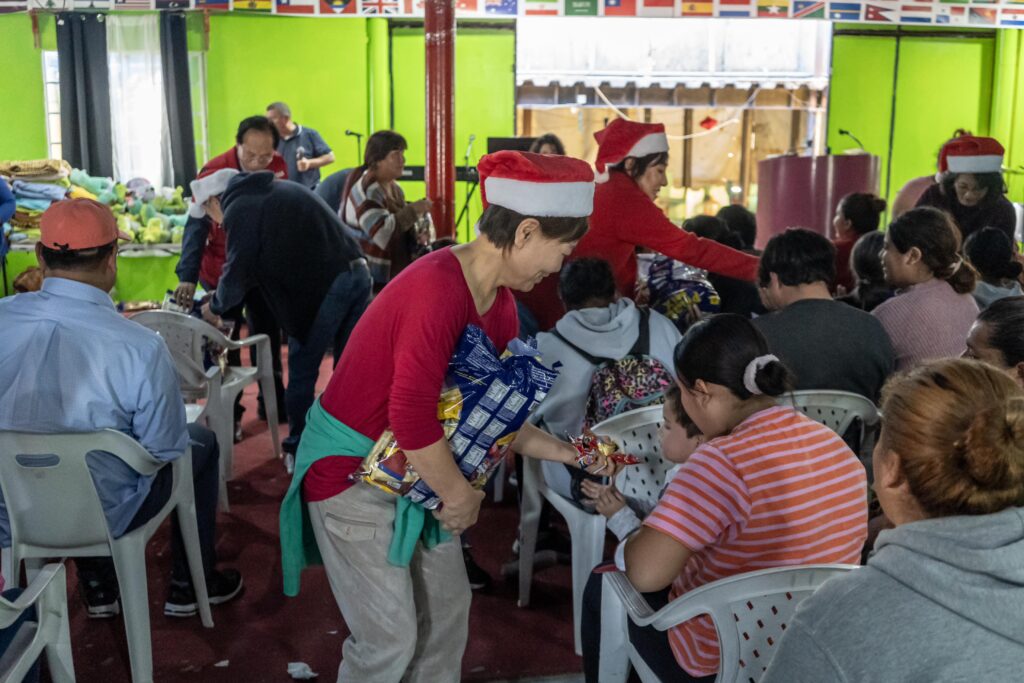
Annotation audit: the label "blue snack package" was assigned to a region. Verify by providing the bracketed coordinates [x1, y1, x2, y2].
[647, 254, 721, 332]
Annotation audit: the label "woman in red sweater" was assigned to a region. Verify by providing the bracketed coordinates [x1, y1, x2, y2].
[280, 151, 619, 682]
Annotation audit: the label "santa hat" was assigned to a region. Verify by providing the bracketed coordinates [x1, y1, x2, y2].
[478, 151, 594, 218]
[939, 135, 1004, 174]
[593, 119, 669, 182]
[188, 168, 240, 218]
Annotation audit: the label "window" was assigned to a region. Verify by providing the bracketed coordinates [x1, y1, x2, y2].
[42, 51, 62, 161]
[189, 51, 209, 168]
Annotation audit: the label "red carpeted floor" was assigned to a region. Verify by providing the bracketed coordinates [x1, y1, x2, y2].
[53, 362, 583, 682]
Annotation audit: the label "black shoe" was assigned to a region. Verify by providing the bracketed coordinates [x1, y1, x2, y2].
[164, 569, 244, 618]
[463, 549, 492, 591]
[257, 396, 288, 423]
[81, 579, 120, 619]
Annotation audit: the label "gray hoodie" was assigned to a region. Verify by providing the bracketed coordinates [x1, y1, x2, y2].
[762, 507, 1024, 682]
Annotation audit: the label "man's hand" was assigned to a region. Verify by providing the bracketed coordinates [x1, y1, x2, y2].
[200, 302, 223, 328]
[174, 281, 197, 308]
[297, 158, 312, 173]
[432, 488, 485, 536]
[581, 480, 627, 518]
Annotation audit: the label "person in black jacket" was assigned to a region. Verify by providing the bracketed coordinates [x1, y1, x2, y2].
[193, 169, 371, 455]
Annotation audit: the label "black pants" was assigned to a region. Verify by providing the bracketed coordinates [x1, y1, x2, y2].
[581, 568, 716, 683]
[76, 424, 220, 587]
[244, 287, 285, 415]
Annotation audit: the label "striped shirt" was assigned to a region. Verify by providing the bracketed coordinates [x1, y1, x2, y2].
[644, 405, 868, 676]
[342, 169, 418, 286]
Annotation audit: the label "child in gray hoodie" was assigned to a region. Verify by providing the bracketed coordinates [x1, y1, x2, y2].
[764, 358, 1024, 682]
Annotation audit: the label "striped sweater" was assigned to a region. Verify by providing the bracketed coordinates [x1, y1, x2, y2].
[342, 169, 419, 286]
[644, 405, 868, 677]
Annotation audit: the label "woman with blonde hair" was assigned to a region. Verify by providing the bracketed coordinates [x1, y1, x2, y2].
[764, 358, 1024, 681]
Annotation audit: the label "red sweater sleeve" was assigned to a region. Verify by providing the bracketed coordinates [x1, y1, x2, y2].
[622, 190, 760, 282]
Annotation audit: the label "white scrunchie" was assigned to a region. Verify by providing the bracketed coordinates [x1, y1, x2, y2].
[743, 354, 779, 395]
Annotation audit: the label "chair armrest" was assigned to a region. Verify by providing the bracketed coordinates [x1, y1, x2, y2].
[229, 332, 270, 350]
[0, 563, 64, 613]
[605, 571, 657, 625]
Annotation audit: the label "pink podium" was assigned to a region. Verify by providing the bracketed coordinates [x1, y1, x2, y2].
[755, 154, 881, 249]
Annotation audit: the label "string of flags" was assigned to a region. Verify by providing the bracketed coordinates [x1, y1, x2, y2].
[2, 0, 1022, 27]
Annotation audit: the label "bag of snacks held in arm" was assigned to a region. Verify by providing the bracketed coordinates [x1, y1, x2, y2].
[355, 325, 559, 509]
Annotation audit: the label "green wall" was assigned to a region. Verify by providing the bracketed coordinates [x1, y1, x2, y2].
[391, 24, 516, 243]
[203, 14, 371, 178]
[829, 27, 997, 211]
[0, 14, 48, 161]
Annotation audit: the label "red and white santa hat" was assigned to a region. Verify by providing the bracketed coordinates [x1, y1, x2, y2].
[593, 118, 669, 182]
[939, 135, 1004, 174]
[478, 151, 595, 218]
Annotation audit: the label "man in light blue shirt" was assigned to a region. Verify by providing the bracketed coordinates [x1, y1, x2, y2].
[0, 199, 242, 619]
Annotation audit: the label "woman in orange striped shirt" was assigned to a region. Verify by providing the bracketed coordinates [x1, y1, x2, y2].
[621, 314, 869, 681]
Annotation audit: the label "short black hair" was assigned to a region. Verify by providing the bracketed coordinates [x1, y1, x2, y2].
[758, 228, 836, 288]
[614, 151, 669, 180]
[236, 115, 280, 148]
[978, 296, 1024, 367]
[39, 241, 116, 271]
[529, 133, 566, 156]
[717, 205, 757, 249]
[477, 204, 588, 251]
[683, 215, 729, 241]
[964, 227, 1024, 282]
[838, 193, 886, 236]
[558, 257, 616, 310]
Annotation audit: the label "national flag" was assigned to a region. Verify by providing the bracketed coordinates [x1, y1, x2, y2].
[757, 0, 788, 15]
[680, 0, 711, 15]
[403, 0, 424, 12]
[791, 0, 824, 16]
[484, 0, 516, 13]
[900, 4, 932, 22]
[320, 0, 355, 12]
[564, 0, 597, 13]
[154, 0, 190, 7]
[195, 0, 229, 8]
[639, 0, 674, 15]
[235, 0, 272, 10]
[114, 0, 151, 8]
[276, 0, 316, 13]
[360, 0, 397, 12]
[603, 0, 636, 14]
[938, 0, 967, 3]
[864, 3, 893, 19]
[0, 0, 28, 10]
[935, 5, 966, 23]
[523, 0, 558, 13]
[1000, 6, 1024, 25]
[74, 0, 109, 7]
[968, 6, 995, 24]
[828, 0, 860, 19]
[457, 0, 478, 10]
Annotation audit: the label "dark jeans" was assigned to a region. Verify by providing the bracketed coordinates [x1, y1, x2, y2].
[581, 569, 715, 683]
[76, 424, 220, 588]
[245, 287, 286, 416]
[282, 262, 371, 453]
[0, 589, 41, 682]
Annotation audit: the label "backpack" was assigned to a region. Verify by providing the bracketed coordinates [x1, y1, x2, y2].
[552, 309, 673, 428]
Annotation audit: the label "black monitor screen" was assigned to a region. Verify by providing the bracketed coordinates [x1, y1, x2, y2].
[487, 137, 537, 154]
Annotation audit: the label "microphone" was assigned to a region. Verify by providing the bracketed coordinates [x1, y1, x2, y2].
[838, 129, 867, 151]
[465, 134, 476, 164]
[345, 129, 363, 139]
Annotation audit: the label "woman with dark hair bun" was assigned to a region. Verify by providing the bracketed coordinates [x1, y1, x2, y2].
[873, 207, 980, 370]
[915, 135, 1016, 241]
[832, 192, 887, 292]
[964, 227, 1023, 309]
[837, 231, 894, 312]
[617, 314, 867, 682]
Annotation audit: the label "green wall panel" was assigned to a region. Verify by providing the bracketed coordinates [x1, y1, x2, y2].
[0, 14, 48, 161]
[204, 15, 370, 179]
[391, 24, 516, 243]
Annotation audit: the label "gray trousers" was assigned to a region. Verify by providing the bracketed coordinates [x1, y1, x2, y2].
[308, 483, 471, 683]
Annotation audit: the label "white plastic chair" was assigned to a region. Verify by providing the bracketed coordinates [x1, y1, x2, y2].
[132, 310, 282, 505]
[0, 430, 213, 683]
[605, 564, 858, 683]
[518, 405, 675, 656]
[0, 562, 75, 683]
[779, 390, 881, 465]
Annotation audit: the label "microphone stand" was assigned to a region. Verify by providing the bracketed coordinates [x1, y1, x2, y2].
[455, 137, 477, 237]
[345, 130, 364, 166]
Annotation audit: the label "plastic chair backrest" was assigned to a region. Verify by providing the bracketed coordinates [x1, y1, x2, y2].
[648, 564, 857, 683]
[778, 390, 879, 457]
[0, 430, 162, 551]
[132, 310, 229, 396]
[592, 405, 674, 512]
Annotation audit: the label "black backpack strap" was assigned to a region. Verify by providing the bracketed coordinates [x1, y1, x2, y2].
[628, 308, 652, 357]
[551, 328, 607, 366]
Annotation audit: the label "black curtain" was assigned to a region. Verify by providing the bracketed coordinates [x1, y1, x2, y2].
[56, 12, 113, 176]
[159, 12, 197, 188]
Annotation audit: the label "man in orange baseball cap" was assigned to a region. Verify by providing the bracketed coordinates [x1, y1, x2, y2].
[1, 198, 243, 621]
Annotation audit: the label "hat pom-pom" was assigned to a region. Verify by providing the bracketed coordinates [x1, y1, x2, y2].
[594, 168, 610, 184]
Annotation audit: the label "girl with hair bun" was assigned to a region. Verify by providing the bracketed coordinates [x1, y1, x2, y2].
[619, 314, 868, 682]
[832, 192, 887, 292]
[764, 359, 1024, 681]
[964, 227, 1024, 309]
[873, 206, 980, 370]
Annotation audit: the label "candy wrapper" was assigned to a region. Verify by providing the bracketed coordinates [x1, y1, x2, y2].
[647, 255, 721, 333]
[571, 430, 640, 469]
[356, 325, 558, 509]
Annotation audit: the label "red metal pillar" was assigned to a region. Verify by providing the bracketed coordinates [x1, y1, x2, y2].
[425, 0, 456, 237]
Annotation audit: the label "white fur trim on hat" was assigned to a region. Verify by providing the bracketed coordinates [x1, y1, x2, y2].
[626, 132, 669, 160]
[484, 177, 594, 218]
[947, 154, 1003, 174]
[189, 168, 241, 218]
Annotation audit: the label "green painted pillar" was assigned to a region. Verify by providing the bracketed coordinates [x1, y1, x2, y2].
[992, 30, 1024, 201]
[367, 17, 391, 135]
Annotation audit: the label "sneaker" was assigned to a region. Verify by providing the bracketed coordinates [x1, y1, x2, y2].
[463, 549, 492, 591]
[81, 580, 120, 619]
[164, 569, 244, 618]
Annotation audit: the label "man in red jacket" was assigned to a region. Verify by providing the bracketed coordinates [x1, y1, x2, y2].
[174, 116, 289, 424]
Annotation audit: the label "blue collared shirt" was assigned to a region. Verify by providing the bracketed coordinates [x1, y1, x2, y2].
[0, 278, 188, 545]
